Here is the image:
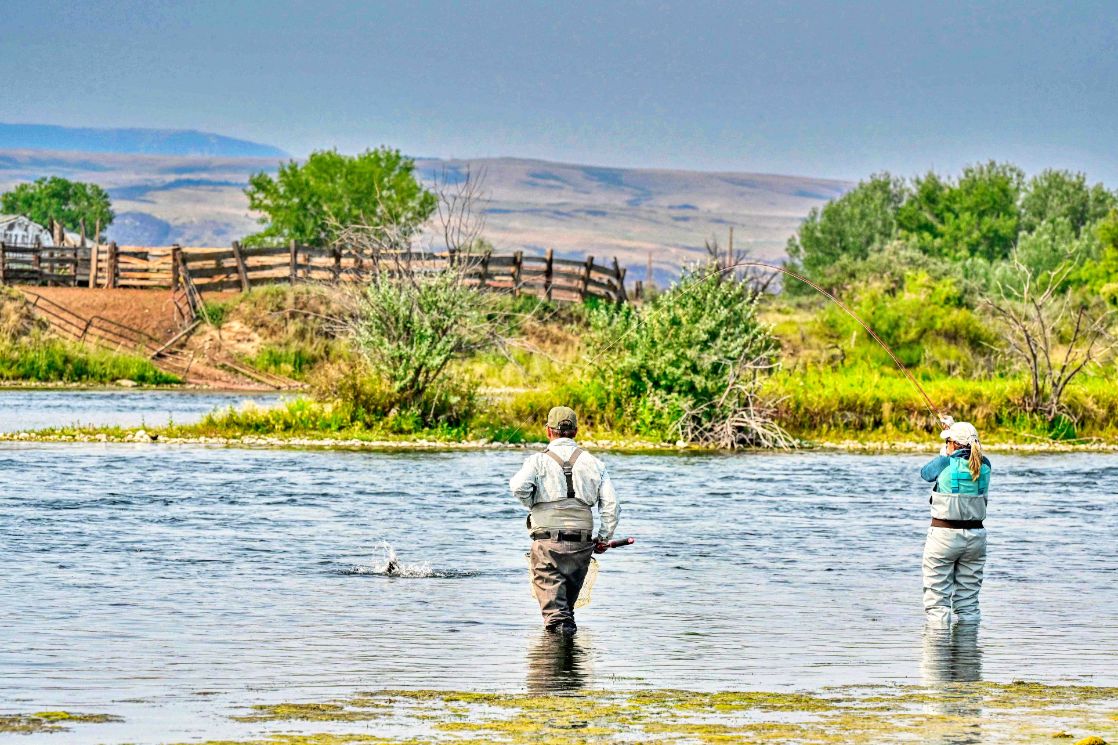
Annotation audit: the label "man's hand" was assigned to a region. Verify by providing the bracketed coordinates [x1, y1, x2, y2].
[939, 414, 955, 428]
[594, 542, 609, 554]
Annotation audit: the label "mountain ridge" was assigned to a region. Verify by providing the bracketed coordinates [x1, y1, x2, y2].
[0, 123, 286, 159]
[0, 127, 848, 275]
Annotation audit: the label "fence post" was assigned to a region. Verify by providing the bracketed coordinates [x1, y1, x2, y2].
[634, 280, 643, 301]
[512, 250, 523, 297]
[544, 248, 554, 302]
[0, 242, 5, 285]
[612, 257, 627, 303]
[32, 239, 42, 284]
[289, 240, 297, 283]
[581, 255, 594, 300]
[231, 240, 250, 292]
[171, 245, 181, 288]
[108, 242, 119, 288]
[88, 242, 100, 288]
[333, 245, 342, 281]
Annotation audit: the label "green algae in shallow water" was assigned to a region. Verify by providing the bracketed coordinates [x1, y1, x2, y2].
[212, 684, 1118, 745]
[0, 711, 121, 734]
[1074, 737, 1108, 745]
[234, 702, 387, 723]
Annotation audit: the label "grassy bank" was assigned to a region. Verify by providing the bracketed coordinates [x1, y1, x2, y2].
[0, 337, 180, 385]
[764, 366, 1118, 444]
[0, 287, 180, 385]
[4, 281, 1115, 446]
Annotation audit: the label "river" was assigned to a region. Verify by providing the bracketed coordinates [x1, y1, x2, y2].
[0, 392, 1115, 744]
[0, 389, 282, 433]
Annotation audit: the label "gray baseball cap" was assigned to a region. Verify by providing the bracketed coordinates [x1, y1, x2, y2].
[546, 406, 578, 430]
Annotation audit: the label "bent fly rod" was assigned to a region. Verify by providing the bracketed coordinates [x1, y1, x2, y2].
[731, 260, 945, 422]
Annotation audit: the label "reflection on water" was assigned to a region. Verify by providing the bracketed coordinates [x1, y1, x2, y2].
[921, 624, 984, 744]
[526, 632, 594, 693]
[921, 624, 983, 684]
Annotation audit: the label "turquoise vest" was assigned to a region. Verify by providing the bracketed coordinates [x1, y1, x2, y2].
[930, 456, 990, 522]
[935, 456, 990, 495]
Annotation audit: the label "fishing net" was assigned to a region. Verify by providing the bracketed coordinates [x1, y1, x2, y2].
[526, 553, 599, 609]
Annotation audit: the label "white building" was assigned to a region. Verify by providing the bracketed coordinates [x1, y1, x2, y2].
[0, 215, 55, 247]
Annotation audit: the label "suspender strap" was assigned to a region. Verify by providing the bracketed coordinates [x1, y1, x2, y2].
[545, 448, 583, 499]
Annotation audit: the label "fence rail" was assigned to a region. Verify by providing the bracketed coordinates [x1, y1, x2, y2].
[1, 240, 632, 303]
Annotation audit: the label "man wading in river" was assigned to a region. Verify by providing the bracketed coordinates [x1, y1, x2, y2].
[510, 406, 620, 634]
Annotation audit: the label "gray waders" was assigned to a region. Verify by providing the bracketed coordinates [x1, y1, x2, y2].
[529, 448, 595, 632]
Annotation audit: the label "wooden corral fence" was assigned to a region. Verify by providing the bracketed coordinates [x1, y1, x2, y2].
[2, 240, 634, 304]
[180, 242, 629, 303]
[0, 242, 92, 286]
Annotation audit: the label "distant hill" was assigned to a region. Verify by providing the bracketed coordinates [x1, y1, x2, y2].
[0, 123, 286, 158]
[0, 144, 847, 278]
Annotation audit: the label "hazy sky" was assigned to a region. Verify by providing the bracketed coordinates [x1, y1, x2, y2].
[5, 0, 1118, 183]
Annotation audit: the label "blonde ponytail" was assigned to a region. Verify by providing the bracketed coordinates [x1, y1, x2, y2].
[968, 441, 984, 482]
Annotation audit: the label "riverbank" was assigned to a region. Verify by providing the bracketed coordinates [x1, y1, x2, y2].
[4, 683, 1115, 744]
[4, 425, 1116, 453]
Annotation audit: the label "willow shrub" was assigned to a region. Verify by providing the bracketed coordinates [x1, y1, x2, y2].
[347, 271, 508, 431]
[579, 269, 780, 443]
[816, 270, 998, 376]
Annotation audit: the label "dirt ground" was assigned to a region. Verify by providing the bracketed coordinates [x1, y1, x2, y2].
[15, 286, 239, 342]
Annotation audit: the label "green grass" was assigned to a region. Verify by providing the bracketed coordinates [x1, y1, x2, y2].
[763, 365, 1118, 443]
[0, 338, 180, 385]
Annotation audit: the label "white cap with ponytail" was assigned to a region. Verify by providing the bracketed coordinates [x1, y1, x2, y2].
[940, 421, 980, 447]
[939, 420, 985, 482]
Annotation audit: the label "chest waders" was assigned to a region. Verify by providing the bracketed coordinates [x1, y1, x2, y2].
[526, 447, 593, 533]
[525, 447, 599, 611]
[924, 455, 991, 625]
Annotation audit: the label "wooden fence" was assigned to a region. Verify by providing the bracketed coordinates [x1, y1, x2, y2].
[179, 242, 628, 302]
[1, 240, 631, 303]
[0, 242, 91, 285]
[4, 241, 632, 302]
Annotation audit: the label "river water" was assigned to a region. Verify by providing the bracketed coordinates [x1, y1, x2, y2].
[0, 393, 1116, 744]
[0, 389, 282, 433]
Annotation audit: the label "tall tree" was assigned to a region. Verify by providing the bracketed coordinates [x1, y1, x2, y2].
[785, 173, 906, 288]
[1, 177, 114, 240]
[1019, 169, 1116, 235]
[244, 148, 437, 246]
[897, 161, 1024, 262]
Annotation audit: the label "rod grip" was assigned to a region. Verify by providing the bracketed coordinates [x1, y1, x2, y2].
[605, 537, 635, 548]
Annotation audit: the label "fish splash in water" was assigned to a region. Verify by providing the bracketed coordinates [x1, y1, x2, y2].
[346, 542, 436, 578]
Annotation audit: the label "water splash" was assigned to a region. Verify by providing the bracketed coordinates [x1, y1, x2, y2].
[345, 541, 437, 578]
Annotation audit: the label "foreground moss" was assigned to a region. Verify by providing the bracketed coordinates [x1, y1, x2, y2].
[158, 683, 1118, 745]
[0, 710, 121, 734]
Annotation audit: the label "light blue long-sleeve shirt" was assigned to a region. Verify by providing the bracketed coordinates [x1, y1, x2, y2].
[920, 449, 992, 489]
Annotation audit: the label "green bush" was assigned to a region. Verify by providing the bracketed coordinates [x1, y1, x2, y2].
[816, 270, 997, 376]
[581, 269, 781, 444]
[349, 271, 504, 429]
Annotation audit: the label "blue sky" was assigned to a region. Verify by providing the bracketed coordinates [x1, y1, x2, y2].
[5, 0, 1118, 184]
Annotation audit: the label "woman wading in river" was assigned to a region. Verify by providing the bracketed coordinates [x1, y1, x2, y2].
[920, 421, 991, 625]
